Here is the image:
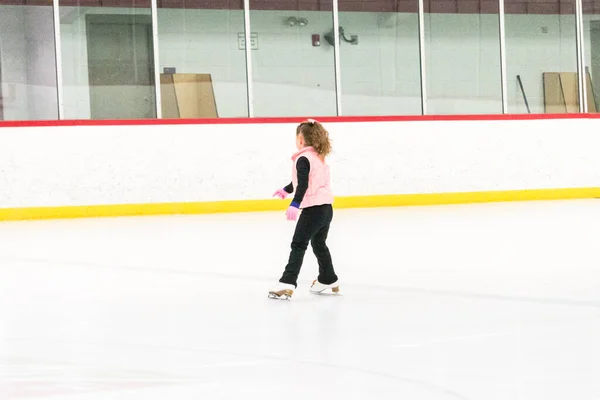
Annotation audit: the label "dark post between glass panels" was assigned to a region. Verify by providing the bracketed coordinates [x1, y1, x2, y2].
[59, 0, 155, 120]
[0, 0, 59, 121]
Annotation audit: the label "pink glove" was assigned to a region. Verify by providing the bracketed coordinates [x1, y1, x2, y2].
[273, 188, 288, 199]
[286, 206, 299, 221]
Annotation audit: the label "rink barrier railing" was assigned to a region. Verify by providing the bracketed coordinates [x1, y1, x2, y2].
[0, 188, 598, 222]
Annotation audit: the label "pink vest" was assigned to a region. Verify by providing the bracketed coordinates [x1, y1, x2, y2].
[291, 146, 334, 209]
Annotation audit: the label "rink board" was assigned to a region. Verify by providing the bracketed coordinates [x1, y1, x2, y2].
[0, 187, 598, 221]
[0, 114, 599, 221]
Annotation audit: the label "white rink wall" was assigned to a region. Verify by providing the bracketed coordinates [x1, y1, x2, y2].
[0, 118, 599, 208]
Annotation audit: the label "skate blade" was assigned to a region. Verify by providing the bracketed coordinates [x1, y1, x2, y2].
[310, 286, 342, 296]
[268, 290, 293, 300]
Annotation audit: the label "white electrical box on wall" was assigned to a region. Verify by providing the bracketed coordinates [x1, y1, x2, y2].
[238, 33, 258, 50]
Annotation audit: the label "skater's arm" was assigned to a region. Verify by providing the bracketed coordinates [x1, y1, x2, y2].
[283, 182, 294, 194]
[290, 156, 310, 208]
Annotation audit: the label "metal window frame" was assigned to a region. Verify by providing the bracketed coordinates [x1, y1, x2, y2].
[498, 0, 508, 114]
[52, 0, 591, 120]
[150, 0, 162, 118]
[420, 0, 507, 115]
[243, 0, 254, 117]
[333, 0, 343, 116]
[575, 0, 587, 113]
[499, 0, 588, 115]
[151, 0, 252, 118]
[54, 0, 161, 119]
[52, 0, 64, 119]
[417, 0, 427, 115]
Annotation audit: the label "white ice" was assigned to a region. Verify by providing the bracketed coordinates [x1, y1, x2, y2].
[1, 200, 599, 400]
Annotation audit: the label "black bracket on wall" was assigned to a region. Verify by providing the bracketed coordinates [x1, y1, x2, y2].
[324, 26, 358, 46]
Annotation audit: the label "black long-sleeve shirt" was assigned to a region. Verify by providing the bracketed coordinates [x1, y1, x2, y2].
[284, 156, 310, 208]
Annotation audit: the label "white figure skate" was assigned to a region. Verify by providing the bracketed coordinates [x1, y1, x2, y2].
[309, 279, 341, 295]
[268, 283, 295, 300]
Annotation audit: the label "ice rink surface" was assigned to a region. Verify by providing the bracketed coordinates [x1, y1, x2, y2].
[1, 200, 599, 400]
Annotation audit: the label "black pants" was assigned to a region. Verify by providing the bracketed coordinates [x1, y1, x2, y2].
[279, 204, 338, 287]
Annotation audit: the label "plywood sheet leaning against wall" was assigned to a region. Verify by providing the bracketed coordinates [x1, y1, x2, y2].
[560, 72, 579, 113]
[543, 72, 597, 113]
[160, 74, 179, 118]
[543, 73, 567, 113]
[585, 71, 598, 112]
[160, 73, 218, 118]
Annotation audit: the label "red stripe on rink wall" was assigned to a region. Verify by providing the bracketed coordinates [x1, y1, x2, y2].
[0, 113, 599, 129]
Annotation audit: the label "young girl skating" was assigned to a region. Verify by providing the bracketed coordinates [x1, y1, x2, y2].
[269, 119, 340, 299]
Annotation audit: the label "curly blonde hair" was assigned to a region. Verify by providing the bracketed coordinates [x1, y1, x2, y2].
[296, 119, 332, 158]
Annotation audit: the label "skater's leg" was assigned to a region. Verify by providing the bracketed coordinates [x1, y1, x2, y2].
[311, 225, 338, 285]
[279, 207, 324, 286]
[310, 206, 338, 285]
